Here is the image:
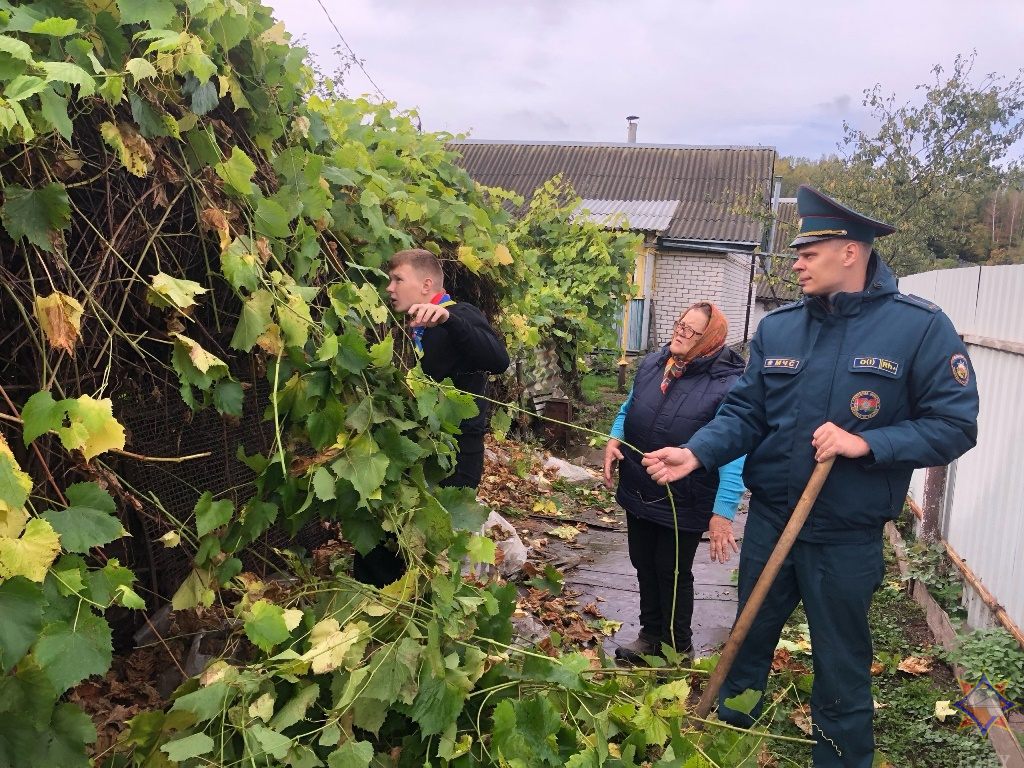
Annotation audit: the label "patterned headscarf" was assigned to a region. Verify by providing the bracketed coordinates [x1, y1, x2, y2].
[659, 302, 729, 393]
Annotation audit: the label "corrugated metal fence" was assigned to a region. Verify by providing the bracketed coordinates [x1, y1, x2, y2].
[900, 265, 1024, 632]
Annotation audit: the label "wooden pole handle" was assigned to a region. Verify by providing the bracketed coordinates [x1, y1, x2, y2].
[695, 457, 835, 719]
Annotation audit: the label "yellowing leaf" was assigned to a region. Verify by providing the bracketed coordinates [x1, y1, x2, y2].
[302, 618, 369, 674]
[125, 57, 158, 82]
[897, 656, 933, 675]
[58, 395, 126, 461]
[172, 334, 226, 374]
[0, 506, 28, 538]
[157, 530, 180, 548]
[148, 272, 208, 312]
[34, 292, 83, 353]
[249, 693, 274, 722]
[457, 245, 483, 274]
[0, 434, 32, 512]
[494, 243, 513, 266]
[100, 121, 154, 177]
[934, 700, 958, 722]
[0, 517, 61, 582]
[547, 525, 580, 541]
[282, 608, 304, 631]
[255, 323, 284, 356]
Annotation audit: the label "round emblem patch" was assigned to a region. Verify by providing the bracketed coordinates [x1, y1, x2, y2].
[851, 390, 881, 420]
[950, 353, 970, 387]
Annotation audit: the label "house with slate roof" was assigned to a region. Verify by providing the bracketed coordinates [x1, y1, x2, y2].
[449, 139, 776, 350]
[751, 196, 802, 329]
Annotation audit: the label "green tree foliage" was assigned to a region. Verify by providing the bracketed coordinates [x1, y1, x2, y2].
[775, 54, 1024, 275]
[502, 176, 640, 400]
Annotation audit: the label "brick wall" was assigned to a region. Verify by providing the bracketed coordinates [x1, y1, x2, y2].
[651, 250, 754, 348]
[651, 251, 724, 348]
[721, 252, 754, 346]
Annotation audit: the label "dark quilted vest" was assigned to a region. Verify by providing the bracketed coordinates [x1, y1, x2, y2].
[616, 346, 745, 531]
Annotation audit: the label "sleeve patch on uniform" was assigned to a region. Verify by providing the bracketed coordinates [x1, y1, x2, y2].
[851, 357, 901, 377]
[763, 357, 801, 371]
[950, 353, 970, 386]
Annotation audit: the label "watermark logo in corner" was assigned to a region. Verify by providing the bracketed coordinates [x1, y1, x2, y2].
[952, 672, 1019, 737]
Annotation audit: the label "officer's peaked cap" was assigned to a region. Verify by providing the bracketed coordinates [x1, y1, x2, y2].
[790, 185, 896, 248]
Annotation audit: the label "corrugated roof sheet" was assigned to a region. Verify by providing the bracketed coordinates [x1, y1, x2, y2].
[755, 255, 800, 302]
[578, 199, 678, 232]
[449, 140, 775, 244]
[770, 200, 799, 254]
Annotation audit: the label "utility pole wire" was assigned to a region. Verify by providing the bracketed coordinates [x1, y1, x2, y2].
[313, 0, 389, 101]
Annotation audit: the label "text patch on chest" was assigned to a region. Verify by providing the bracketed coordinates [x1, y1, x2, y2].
[850, 357, 901, 378]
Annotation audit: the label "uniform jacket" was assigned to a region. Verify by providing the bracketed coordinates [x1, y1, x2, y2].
[617, 345, 747, 531]
[420, 302, 510, 449]
[687, 254, 979, 542]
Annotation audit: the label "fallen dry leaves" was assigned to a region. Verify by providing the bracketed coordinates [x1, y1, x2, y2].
[897, 655, 934, 675]
[789, 703, 813, 736]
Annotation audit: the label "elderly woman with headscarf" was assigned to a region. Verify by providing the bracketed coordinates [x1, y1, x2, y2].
[604, 301, 746, 663]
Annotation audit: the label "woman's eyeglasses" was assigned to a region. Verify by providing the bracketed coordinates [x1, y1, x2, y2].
[673, 321, 703, 339]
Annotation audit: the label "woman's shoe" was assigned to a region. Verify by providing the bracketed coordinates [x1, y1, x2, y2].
[614, 633, 661, 664]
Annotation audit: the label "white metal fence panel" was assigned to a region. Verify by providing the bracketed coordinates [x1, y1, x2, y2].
[942, 344, 1024, 629]
[975, 264, 1024, 343]
[899, 264, 1024, 633]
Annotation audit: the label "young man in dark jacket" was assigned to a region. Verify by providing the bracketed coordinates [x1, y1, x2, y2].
[642, 186, 979, 767]
[354, 248, 509, 586]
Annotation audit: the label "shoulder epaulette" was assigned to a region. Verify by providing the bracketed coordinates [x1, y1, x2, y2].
[894, 293, 941, 313]
[765, 299, 805, 317]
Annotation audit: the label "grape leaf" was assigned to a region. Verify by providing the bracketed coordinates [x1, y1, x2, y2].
[0, 518, 61, 582]
[31, 16, 79, 36]
[194, 491, 233, 537]
[171, 567, 215, 610]
[408, 663, 467, 736]
[0, 449, 32, 510]
[242, 600, 291, 653]
[213, 379, 244, 417]
[302, 618, 369, 675]
[161, 732, 214, 762]
[38, 87, 73, 139]
[61, 395, 126, 460]
[215, 147, 256, 196]
[171, 680, 236, 722]
[146, 272, 207, 311]
[254, 196, 293, 238]
[117, 0, 176, 29]
[39, 61, 95, 97]
[0, 35, 32, 62]
[248, 723, 292, 760]
[46, 702, 96, 767]
[327, 740, 374, 768]
[40, 482, 123, 553]
[0, 183, 71, 252]
[34, 292, 83, 353]
[21, 390, 62, 445]
[0, 577, 46, 672]
[332, 435, 389, 505]
[230, 289, 274, 351]
[312, 466, 335, 501]
[268, 682, 320, 731]
[33, 611, 113, 693]
[125, 57, 157, 82]
[490, 406, 512, 442]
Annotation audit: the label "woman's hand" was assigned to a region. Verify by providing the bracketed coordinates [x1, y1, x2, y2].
[708, 514, 739, 563]
[603, 438, 624, 489]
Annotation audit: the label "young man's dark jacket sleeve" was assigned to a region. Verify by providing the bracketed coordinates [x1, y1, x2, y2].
[420, 303, 510, 442]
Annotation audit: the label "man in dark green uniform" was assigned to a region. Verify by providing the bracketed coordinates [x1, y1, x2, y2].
[642, 185, 979, 767]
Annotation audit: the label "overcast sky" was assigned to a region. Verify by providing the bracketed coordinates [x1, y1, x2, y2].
[265, 0, 1024, 159]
